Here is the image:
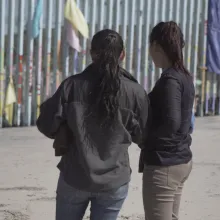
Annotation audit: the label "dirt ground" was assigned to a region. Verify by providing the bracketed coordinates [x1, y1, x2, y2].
[0, 117, 220, 220]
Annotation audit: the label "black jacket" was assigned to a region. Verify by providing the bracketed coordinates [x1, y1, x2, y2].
[52, 68, 139, 157]
[139, 68, 195, 171]
[37, 64, 150, 192]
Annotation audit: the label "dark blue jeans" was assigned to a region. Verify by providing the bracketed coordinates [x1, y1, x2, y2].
[56, 173, 129, 220]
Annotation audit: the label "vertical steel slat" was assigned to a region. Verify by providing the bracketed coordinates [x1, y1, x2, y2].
[205, 77, 210, 115]
[180, 0, 188, 61]
[25, 0, 35, 126]
[185, 0, 195, 71]
[98, 0, 105, 30]
[64, 42, 70, 78]
[35, 1, 43, 119]
[17, 0, 25, 126]
[157, 0, 162, 22]
[87, 0, 97, 65]
[31, 0, 43, 123]
[62, 1, 69, 79]
[114, 0, 120, 32]
[126, 0, 135, 73]
[53, 0, 62, 91]
[213, 75, 217, 115]
[63, 20, 70, 78]
[191, 0, 201, 86]
[209, 73, 213, 115]
[157, 0, 165, 77]
[154, 0, 161, 80]
[7, 0, 15, 81]
[7, 0, 15, 76]
[121, 0, 128, 69]
[142, 0, 151, 91]
[199, 0, 208, 117]
[135, 0, 144, 83]
[161, 0, 166, 21]
[150, 0, 159, 90]
[91, 0, 97, 39]
[6, 0, 15, 126]
[0, 0, 6, 127]
[175, 0, 181, 24]
[181, 0, 188, 38]
[73, 0, 80, 75]
[107, 0, 113, 29]
[81, 0, 88, 70]
[168, 0, 174, 20]
[212, 73, 217, 115]
[44, 0, 53, 99]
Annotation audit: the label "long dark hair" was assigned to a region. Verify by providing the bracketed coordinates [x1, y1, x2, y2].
[91, 29, 124, 126]
[150, 21, 190, 75]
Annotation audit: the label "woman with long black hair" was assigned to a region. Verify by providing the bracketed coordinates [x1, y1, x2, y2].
[37, 29, 150, 220]
[140, 21, 195, 220]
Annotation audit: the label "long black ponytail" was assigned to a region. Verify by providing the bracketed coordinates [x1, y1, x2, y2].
[91, 29, 124, 126]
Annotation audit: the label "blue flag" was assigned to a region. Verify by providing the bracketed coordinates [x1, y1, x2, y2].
[207, 0, 220, 74]
[32, 0, 43, 39]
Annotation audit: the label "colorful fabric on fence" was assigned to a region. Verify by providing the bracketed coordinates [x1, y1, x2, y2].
[207, 0, 220, 74]
[5, 77, 16, 126]
[64, 0, 89, 39]
[32, 0, 43, 39]
[66, 21, 81, 52]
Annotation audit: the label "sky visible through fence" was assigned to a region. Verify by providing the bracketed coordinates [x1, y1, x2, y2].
[0, 0, 218, 128]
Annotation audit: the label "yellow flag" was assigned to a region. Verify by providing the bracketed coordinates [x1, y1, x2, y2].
[64, 0, 89, 38]
[5, 77, 16, 125]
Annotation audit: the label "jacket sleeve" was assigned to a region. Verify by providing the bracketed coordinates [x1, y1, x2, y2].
[136, 92, 151, 173]
[132, 92, 151, 148]
[156, 76, 182, 136]
[36, 82, 66, 139]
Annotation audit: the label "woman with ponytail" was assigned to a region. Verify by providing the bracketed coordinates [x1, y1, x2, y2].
[37, 29, 150, 220]
[140, 21, 195, 220]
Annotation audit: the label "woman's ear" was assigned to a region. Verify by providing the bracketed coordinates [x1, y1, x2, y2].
[119, 50, 125, 62]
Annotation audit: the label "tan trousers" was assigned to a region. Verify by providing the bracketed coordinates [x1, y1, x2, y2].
[142, 161, 192, 220]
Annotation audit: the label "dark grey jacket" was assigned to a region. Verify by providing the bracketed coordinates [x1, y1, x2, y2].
[37, 64, 150, 192]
